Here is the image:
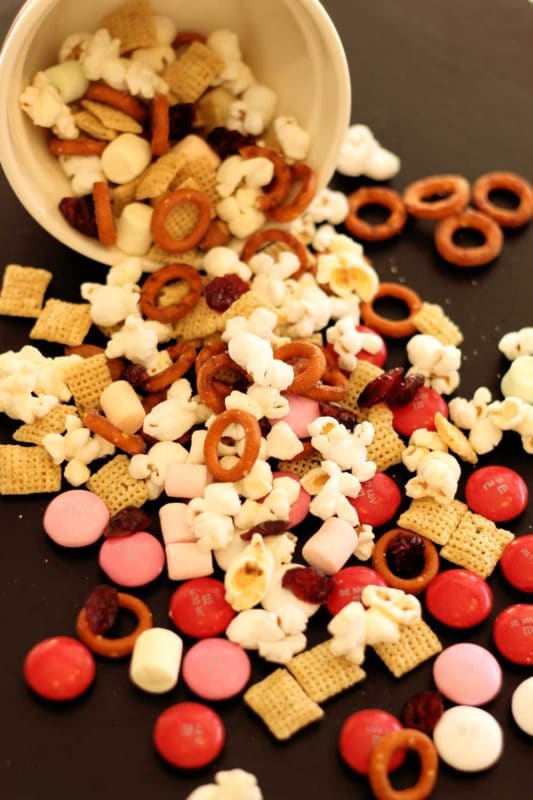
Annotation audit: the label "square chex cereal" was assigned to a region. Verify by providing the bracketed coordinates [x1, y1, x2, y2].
[440, 511, 514, 579]
[30, 300, 92, 347]
[0, 265, 52, 318]
[373, 620, 442, 678]
[287, 641, 366, 703]
[0, 445, 61, 495]
[244, 668, 324, 741]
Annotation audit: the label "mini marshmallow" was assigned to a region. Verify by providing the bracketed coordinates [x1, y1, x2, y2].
[328, 601, 366, 664]
[274, 116, 311, 160]
[405, 451, 460, 505]
[106, 257, 143, 286]
[100, 380, 145, 434]
[165, 464, 212, 498]
[501, 355, 533, 403]
[173, 134, 221, 171]
[166, 542, 214, 581]
[187, 429, 208, 465]
[225, 534, 276, 611]
[153, 15, 178, 46]
[116, 203, 153, 256]
[302, 517, 357, 574]
[64, 460, 91, 487]
[337, 124, 400, 180]
[159, 503, 195, 544]
[207, 29, 242, 63]
[101, 134, 153, 185]
[129, 627, 183, 693]
[44, 60, 89, 104]
[499, 327, 533, 360]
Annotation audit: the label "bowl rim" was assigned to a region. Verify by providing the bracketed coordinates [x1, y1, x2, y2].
[0, 0, 351, 266]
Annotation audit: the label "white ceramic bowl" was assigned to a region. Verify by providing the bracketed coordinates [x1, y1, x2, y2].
[0, 0, 350, 266]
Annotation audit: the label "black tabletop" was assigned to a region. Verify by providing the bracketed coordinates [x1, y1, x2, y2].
[1, 1, 532, 798]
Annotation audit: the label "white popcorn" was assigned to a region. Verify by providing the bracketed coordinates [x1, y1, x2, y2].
[59, 32, 92, 63]
[207, 30, 242, 63]
[59, 155, 104, 198]
[20, 72, 78, 140]
[43, 414, 114, 486]
[276, 605, 308, 636]
[283, 275, 334, 339]
[193, 512, 235, 551]
[262, 564, 320, 618]
[107, 257, 144, 286]
[248, 385, 289, 419]
[217, 156, 273, 198]
[405, 451, 461, 505]
[64, 459, 91, 487]
[235, 459, 273, 500]
[226, 100, 265, 136]
[407, 334, 461, 395]
[363, 607, 401, 646]
[316, 245, 379, 302]
[328, 601, 366, 664]
[354, 524, 375, 560]
[265, 422, 304, 460]
[129, 441, 187, 499]
[307, 461, 361, 525]
[309, 418, 376, 479]
[274, 116, 311, 160]
[402, 428, 449, 472]
[80, 29, 121, 80]
[225, 534, 276, 611]
[449, 387, 503, 455]
[223, 307, 282, 344]
[233, 499, 272, 531]
[217, 188, 266, 239]
[203, 246, 251, 282]
[258, 633, 307, 664]
[500, 355, 533, 404]
[362, 585, 421, 626]
[488, 396, 528, 430]
[186, 769, 262, 800]
[228, 332, 293, 391]
[242, 84, 277, 125]
[81, 282, 140, 328]
[313, 223, 338, 252]
[327, 316, 382, 372]
[106, 315, 172, 369]
[226, 609, 284, 649]
[153, 15, 178, 46]
[337, 124, 400, 180]
[289, 215, 317, 246]
[249, 251, 300, 280]
[265, 532, 297, 566]
[131, 46, 176, 74]
[306, 189, 349, 225]
[197, 483, 242, 517]
[499, 327, 533, 360]
[215, 61, 255, 96]
[143, 382, 199, 442]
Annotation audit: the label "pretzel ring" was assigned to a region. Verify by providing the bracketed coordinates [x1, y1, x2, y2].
[82, 410, 147, 455]
[345, 187, 407, 241]
[199, 219, 231, 251]
[241, 229, 309, 276]
[195, 340, 227, 375]
[92, 182, 117, 247]
[403, 174, 470, 220]
[371, 528, 439, 595]
[197, 351, 250, 413]
[274, 342, 327, 394]
[204, 409, 261, 482]
[240, 145, 292, 211]
[151, 189, 213, 253]
[302, 352, 349, 401]
[472, 171, 533, 228]
[76, 592, 153, 658]
[49, 138, 107, 157]
[266, 163, 318, 223]
[85, 82, 148, 123]
[434, 209, 504, 267]
[360, 282, 422, 338]
[143, 343, 196, 392]
[140, 263, 202, 323]
[369, 728, 438, 800]
[150, 93, 170, 157]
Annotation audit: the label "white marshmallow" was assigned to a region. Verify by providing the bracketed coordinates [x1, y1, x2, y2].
[172, 135, 221, 171]
[44, 61, 89, 104]
[129, 628, 183, 693]
[153, 15, 178, 47]
[159, 503, 195, 544]
[274, 116, 311, 160]
[165, 464, 212, 498]
[101, 134, 152, 185]
[166, 542, 214, 580]
[116, 203, 153, 256]
[99, 380, 145, 434]
[302, 518, 357, 574]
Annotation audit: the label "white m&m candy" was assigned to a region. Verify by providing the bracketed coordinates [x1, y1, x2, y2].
[433, 706, 503, 772]
[511, 676, 533, 735]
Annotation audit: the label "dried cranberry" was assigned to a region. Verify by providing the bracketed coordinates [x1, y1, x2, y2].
[122, 364, 149, 388]
[319, 402, 359, 430]
[401, 690, 444, 735]
[282, 567, 333, 604]
[168, 103, 194, 141]
[358, 367, 404, 408]
[387, 373, 425, 407]
[205, 274, 250, 311]
[241, 520, 289, 541]
[103, 506, 151, 538]
[386, 532, 425, 578]
[207, 126, 256, 159]
[84, 584, 119, 634]
[59, 195, 98, 238]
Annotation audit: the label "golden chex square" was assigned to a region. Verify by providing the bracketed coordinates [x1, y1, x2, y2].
[30, 299, 92, 347]
[0, 445, 61, 495]
[0, 264, 52, 318]
[87, 455, 149, 515]
[244, 668, 324, 741]
[287, 641, 366, 703]
[440, 511, 514, 578]
[373, 620, 442, 678]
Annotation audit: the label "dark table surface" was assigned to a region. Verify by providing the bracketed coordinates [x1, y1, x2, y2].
[1, 1, 532, 798]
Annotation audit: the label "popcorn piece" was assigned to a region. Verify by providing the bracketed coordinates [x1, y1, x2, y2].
[107, 257, 144, 286]
[59, 155, 105, 198]
[405, 451, 461, 505]
[328, 601, 366, 664]
[192, 512, 235, 552]
[226, 609, 284, 649]
[217, 188, 266, 239]
[363, 608, 401, 647]
[449, 387, 503, 455]
[240, 84, 277, 130]
[116, 203, 154, 256]
[217, 155, 274, 198]
[225, 534, 276, 611]
[81, 281, 140, 327]
[306, 189, 349, 225]
[262, 564, 320, 618]
[501, 355, 533, 404]
[153, 16, 178, 47]
[362, 585, 421, 626]
[402, 428, 448, 473]
[327, 317, 382, 372]
[235, 459, 273, 500]
[228, 332, 293, 390]
[499, 327, 533, 360]
[274, 116, 311, 160]
[44, 61, 89, 104]
[337, 124, 400, 180]
[308, 417, 376, 479]
[59, 32, 92, 63]
[203, 246, 252, 282]
[259, 634, 307, 664]
[80, 29, 121, 80]
[131, 46, 176, 74]
[406, 334, 461, 395]
[106, 315, 172, 369]
[20, 72, 78, 140]
[265, 422, 304, 460]
[101, 134, 153, 184]
[354, 524, 375, 561]
[143, 380, 199, 441]
[207, 30, 242, 63]
[129, 440, 188, 499]
[43, 413, 114, 486]
[316, 236, 379, 302]
[186, 769, 263, 800]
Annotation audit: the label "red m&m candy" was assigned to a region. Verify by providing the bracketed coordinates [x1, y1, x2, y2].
[465, 466, 528, 522]
[169, 578, 235, 639]
[154, 702, 225, 769]
[24, 636, 95, 701]
[426, 569, 493, 628]
[349, 471, 401, 527]
[327, 566, 387, 615]
[392, 386, 448, 437]
[500, 535, 533, 593]
[339, 709, 405, 774]
[493, 604, 533, 666]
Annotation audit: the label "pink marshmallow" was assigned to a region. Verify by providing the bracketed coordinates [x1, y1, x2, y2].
[166, 542, 214, 581]
[159, 503, 195, 545]
[272, 471, 311, 528]
[270, 395, 321, 439]
[164, 464, 212, 499]
[302, 518, 357, 575]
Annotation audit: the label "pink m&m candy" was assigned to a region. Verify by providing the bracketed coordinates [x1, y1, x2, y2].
[169, 578, 235, 639]
[392, 386, 448, 437]
[99, 531, 165, 587]
[182, 638, 251, 701]
[493, 604, 533, 665]
[43, 490, 109, 547]
[154, 702, 225, 769]
[433, 643, 502, 705]
[500, 535, 533, 593]
[339, 709, 405, 774]
[24, 637, 95, 701]
[271, 395, 321, 439]
[272, 471, 311, 528]
[327, 566, 387, 615]
[465, 465, 528, 522]
[426, 569, 493, 628]
[349, 471, 401, 527]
